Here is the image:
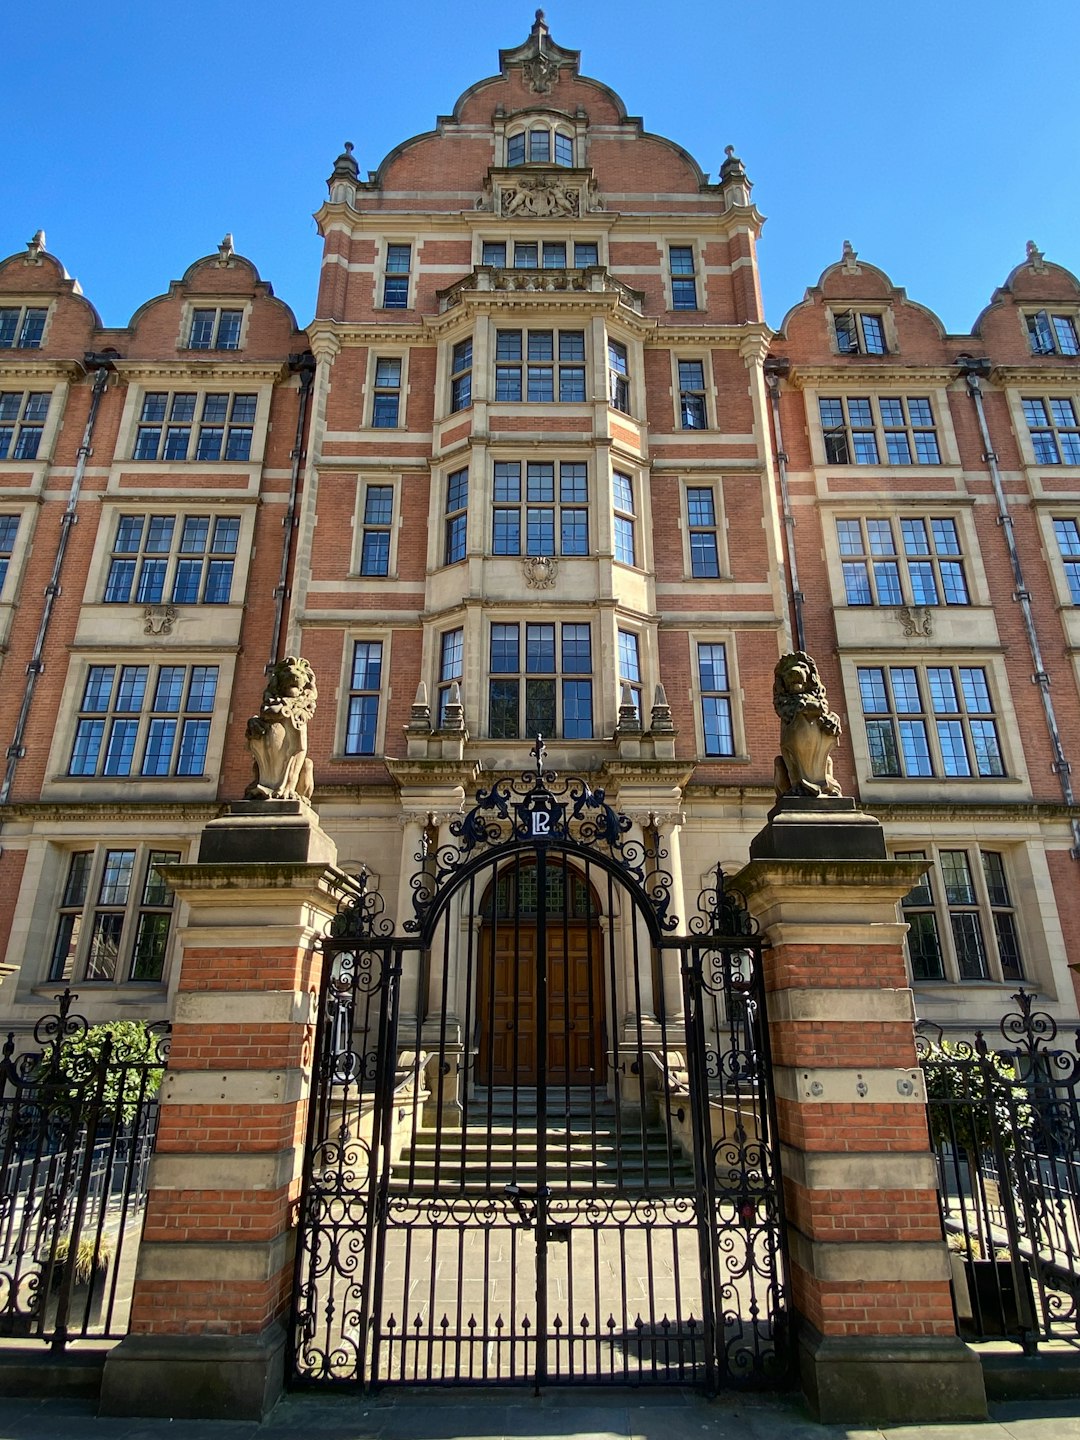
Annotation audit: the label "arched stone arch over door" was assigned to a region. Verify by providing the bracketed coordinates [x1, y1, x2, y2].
[476, 857, 606, 1086]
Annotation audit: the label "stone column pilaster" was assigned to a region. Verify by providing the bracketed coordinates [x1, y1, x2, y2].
[733, 850, 987, 1425]
[100, 808, 343, 1421]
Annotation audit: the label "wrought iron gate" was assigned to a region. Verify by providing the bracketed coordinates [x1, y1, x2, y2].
[291, 746, 789, 1390]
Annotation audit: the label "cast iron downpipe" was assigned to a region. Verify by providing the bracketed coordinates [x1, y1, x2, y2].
[267, 351, 315, 671]
[958, 357, 1080, 858]
[0, 357, 112, 806]
[763, 355, 806, 651]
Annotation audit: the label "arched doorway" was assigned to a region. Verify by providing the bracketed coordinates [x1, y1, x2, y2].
[476, 858, 605, 1086]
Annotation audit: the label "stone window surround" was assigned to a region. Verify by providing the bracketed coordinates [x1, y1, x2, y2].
[351, 476, 401, 579]
[177, 299, 251, 354]
[493, 109, 588, 170]
[377, 239, 415, 311]
[680, 478, 728, 581]
[826, 305, 898, 357]
[0, 378, 67, 468]
[40, 652, 236, 802]
[0, 298, 53, 350]
[892, 839, 1032, 990]
[819, 500, 986, 612]
[362, 346, 410, 430]
[663, 240, 705, 312]
[667, 350, 715, 432]
[82, 499, 256, 611]
[1022, 307, 1080, 357]
[839, 652, 1030, 798]
[114, 382, 273, 469]
[807, 383, 959, 469]
[688, 628, 745, 761]
[1011, 389, 1080, 469]
[335, 629, 393, 760]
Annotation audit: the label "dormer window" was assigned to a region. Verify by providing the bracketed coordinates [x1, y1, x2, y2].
[833, 311, 888, 356]
[506, 124, 575, 167]
[1026, 311, 1080, 357]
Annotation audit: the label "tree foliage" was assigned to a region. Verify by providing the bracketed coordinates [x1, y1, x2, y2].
[922, 1040, 1033, 1156]
[46, 1020, 165, 1123]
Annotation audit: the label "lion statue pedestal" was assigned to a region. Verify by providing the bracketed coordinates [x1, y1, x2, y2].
[196, 656, 337, 867]
[750, 651, 886, 862]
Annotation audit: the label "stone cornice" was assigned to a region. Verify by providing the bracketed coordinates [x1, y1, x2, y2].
[1, 801, 224, 823]
[307, 321, 431, 348]
[427, 288, 656, 342]
[383, 757, 482, 790]
[0, 358, 83, 382]
[110, 360, 291, 384]
[788, 366, 960, 390]
[647, 323, 772, 350]
[862, 799, 1080, 825]
[991, 364, 1080, 388]
[601, 759, 695, 788]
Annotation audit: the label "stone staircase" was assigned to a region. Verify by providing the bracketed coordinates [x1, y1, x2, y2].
[391, 1087, 695, 1193]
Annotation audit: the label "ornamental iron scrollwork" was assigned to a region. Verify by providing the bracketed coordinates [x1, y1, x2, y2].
[323, 866, 395, 944]
[689, 864, 759, 939]
[405, 735, 677, 937]
[916, 989, 1080, 1346]
[0, 991, 168, 1346]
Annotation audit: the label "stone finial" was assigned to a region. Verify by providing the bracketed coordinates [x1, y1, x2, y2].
[217, 233, 235, 266]
[25, 230, 46, 262]
[720, 145, 746, 183]
[617, 681, 642, 734]
[772, 652, 843, 802]
[440, 680, 465, 732]
[408, 681, 432, 732]
[245, 656, 317, 804]
[841, 240, 860, 273]
[649, 683, 675, 733]
[332, 141, 359, 180]
[1026, 239, 1047, 273]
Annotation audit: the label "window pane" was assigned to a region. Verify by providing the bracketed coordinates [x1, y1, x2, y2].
[940, 851, 975, 905]
[562, 679, 593, 738]
[952, 913, 988, 979]
[131, 913, 170, 981]
[177, 719, 211, 774]
[691, 532, 720, 578]
[618, 630, 640, 682]
[83, 665, 114, 711]
[99, 849, 136, 904]
[154, 666, 186, 711]
[524, 677, 556, 736]
[561, 624, 592, 673]
[525, 624, 555, 673]
[843, 562, 872, 605]
[490, 625, 519, 673]
[103, 719, 139, 776]
[702, 697, 734, 755]
[698, 643, 728, 692]
[866, 719, 900, 776]
[907, 913, 944, 980]
[874, 561, 902, 605]
[897, 720, 933, 775]
[351, 642, 383, 690]
[187, 666, 218, 712]
[86, 914, 123, 981]
[345, 697, 379, 754]
[142, 718, 176, 775]
[489, 679, 519, 738]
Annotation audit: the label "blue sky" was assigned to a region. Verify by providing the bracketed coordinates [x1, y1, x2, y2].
[6, 1, 1079, 334]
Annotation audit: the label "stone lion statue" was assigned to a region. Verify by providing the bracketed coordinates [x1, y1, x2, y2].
[772, 651, 844, 800]
[244, 656, 317, 803]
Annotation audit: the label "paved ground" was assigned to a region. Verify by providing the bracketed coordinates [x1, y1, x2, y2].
[0, 1389, 1077, 1440]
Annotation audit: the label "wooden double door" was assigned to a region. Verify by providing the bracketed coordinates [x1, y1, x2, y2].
[477, 919, 606, 1085]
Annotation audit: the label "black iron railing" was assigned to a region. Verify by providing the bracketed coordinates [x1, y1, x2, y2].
[918, 991, 1080, 1350]
[0, 990, 167, 1347]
